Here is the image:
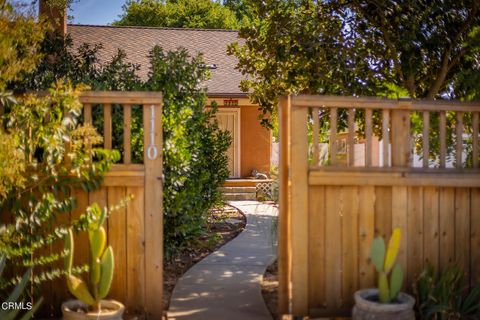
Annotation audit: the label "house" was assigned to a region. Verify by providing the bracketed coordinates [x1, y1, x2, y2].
[66, 24, 271, 179]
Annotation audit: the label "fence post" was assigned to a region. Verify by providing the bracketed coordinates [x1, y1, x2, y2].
[391, 100, 412, 167]
[143, 101, 163, 319]
[278, 96, 291, 316]
[289, 96, 309, 316]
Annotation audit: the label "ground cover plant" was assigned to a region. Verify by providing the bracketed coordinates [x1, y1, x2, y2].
[414, 265, 480, 320]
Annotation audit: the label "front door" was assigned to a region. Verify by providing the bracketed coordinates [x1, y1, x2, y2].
[216, 109, 240, 177]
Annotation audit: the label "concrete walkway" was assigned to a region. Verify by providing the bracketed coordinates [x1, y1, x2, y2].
[168, 201, 278, 320]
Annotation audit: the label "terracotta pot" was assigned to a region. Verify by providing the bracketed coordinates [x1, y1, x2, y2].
[352, 289, 415, 320]
[61, 300, 125, 320]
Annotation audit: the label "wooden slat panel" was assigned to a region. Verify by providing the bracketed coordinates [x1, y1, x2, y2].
[456, 112, 463, 168]
[103, 176, 145, 187]
[291, 95, 480, 112]
[341, 186, 358, 307]
[104, 103, 112, 150]
[365, 109, 373, 167]
[423, 187, 439, 269]
[473, 112, 479, 169]
[391, 108, 411, 167]
[143, 104, 163, 319]
[330, 108, 338, 166]
[423, 111, 430, 168]
[348, 109, 355, 167]
[440, 111, 446, 168]
[126, 187, 146, 312]
[79, 91, 163, 105]
[325, 186, 342, 309]
[407, 187, 423, 286]
[382, 109, 389, 167]
[391, 186, 408, 290]
[308, 186, 325, 309]
[107, 187, 127, 303]
[51, 196, 70, 312]
[309, 171, 480, 187]
[312, 107, 320, 166]
[290, 106, 309, 314]
[439, 188, 455, 267]
[471, 188, 480, 284]
[454, 188, 470, 278]
[71, 189, 90, 269]
[357, 186, 375, 289]
[278, 96, 291, 315]
[374, 187, 392, 239]
[89, 187, 107, 210]
[123, 104, 132, 164]
[84, 103, 92, 124]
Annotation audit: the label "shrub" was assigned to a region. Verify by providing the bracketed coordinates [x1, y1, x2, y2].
[0, 83, 119, 290]
[146, 46, 231, 257]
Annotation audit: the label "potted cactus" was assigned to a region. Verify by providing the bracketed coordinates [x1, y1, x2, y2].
[352, 228, 415, 320]
[61, 208, 124, 320]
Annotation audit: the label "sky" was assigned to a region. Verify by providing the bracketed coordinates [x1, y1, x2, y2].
[69, 0, 126, 25]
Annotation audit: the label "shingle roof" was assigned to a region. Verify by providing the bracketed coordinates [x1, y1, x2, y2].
[67, 24, 246, 96]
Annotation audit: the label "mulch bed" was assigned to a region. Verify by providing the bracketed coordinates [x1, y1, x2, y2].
[162, 205, 246, 310]
[262, 259, 279, 319]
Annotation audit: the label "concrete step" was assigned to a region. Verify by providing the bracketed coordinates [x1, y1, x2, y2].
[222, 192, 257, 201]
[220, 186, 256, 193]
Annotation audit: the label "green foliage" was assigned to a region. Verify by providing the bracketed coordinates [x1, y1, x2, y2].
[414, 265, 480, 320]
[145, 46, 231, 257]
[223, 0, 252, 25]
[0, 255, 43, 320]
[115, 0, 239, 29]
[0, 83, 120, 294]
[0, 3, 121, 314]
[370, 228, 403, 303]
[229, 0, 480, 127]
[64, 205, 115, 311]
[19, 34, 231, 258]
[0, 0, 44, 91]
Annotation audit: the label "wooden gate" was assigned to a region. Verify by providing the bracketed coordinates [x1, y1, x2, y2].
[278, 95, 480, 317]
[43, 92, 164, 319]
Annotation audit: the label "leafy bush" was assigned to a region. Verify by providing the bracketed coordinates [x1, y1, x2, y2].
[146, 47, 231, 256]
[414, 265, 480, 320]
[17, 34, 231, 258]
[0, 83, 120, 290]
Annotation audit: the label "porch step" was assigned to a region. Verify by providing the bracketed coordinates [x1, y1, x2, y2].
[220, 186, 256, 193]
[222, 192, 256, 201]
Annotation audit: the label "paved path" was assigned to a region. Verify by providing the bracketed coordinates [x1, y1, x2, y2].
[168, 201, 278, 320]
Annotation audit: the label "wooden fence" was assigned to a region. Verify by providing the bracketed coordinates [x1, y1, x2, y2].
[278, 95, 480, 317]
[42, 92, 164, 319]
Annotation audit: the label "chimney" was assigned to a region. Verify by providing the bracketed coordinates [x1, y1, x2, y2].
[39, 0, 67, 36]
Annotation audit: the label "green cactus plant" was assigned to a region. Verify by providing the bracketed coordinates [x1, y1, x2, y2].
[64, 204, 114, 312]
[370, 228, 403, 303]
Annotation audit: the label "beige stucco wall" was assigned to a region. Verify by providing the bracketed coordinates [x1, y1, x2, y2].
[208, 97, 271, 178]
[239, 106, 271, 177]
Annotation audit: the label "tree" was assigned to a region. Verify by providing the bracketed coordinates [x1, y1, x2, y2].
[347, 0, 480, 100]
[223, 0, 252, 25]
[228, 0, 480, 127]
[114, 0, 239, 29]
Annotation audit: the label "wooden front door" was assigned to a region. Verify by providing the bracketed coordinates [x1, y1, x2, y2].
[216, 109, 240, 177]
